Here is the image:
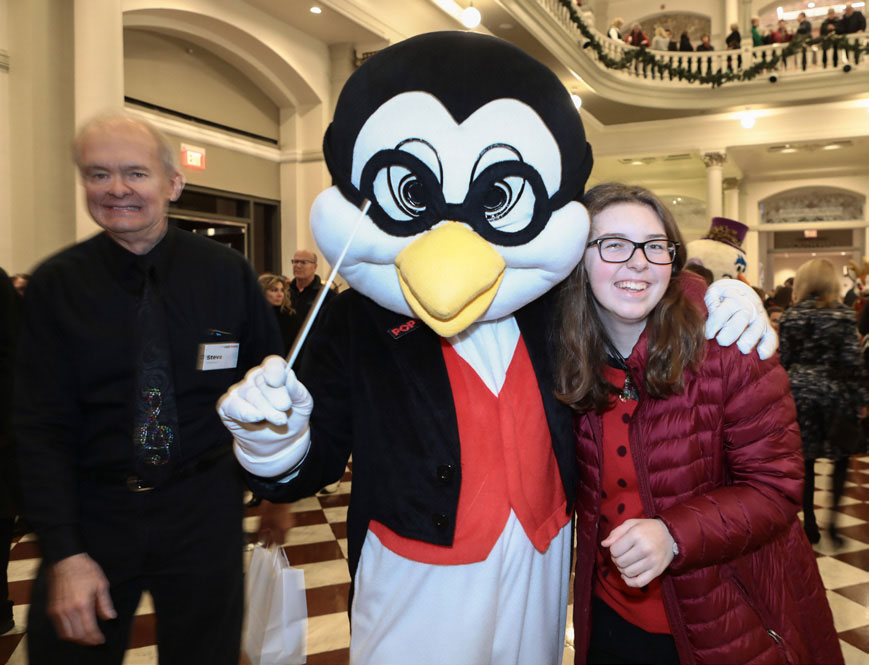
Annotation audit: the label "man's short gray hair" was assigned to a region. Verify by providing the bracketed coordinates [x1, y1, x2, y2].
[73, 111, 179, 177]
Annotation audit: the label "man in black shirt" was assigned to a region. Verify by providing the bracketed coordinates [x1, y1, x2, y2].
[14, 114, 282, 664]
[287, 248, 335, 374]
[288, 248, 334, 320]
[840, 2, 867, 33]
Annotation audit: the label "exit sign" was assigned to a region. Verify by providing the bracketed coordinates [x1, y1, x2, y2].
[804, 229, 817, 238]
[181, 143, 206, 170]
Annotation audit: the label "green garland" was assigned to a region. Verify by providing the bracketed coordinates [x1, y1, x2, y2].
[555, 0, 869, 87]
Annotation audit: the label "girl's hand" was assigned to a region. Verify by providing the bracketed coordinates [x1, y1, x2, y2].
[601, 518, 676, 588]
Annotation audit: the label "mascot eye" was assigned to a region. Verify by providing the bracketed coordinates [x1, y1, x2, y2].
[372, 164, 437, 222]
[397, 174, 428, 215]
[480, 175, 534, 233]
[483, 179, 519, 221]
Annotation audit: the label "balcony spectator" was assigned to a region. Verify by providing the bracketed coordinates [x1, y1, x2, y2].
[751, 17, 765, 46]
[726, 23, 742, 71]
[625, 24, 650, 47]
[796, 12, 813, 38]
[726, 23, 741, 49]
[651, 26, 669, 50]
[696, 33, 713, 75]
[821, 7, 841, 67]
[607, 17, 624, 41]
[795, 12, 813, 70]
[679, 32, 693, 51]
[771, 19, 792, 43]
[822, 7, 839, 35]
[666, 28, 677, 51]
[840, 2, 866, 33]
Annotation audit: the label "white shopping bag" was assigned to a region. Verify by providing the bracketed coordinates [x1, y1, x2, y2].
[244, 544, 308, 665]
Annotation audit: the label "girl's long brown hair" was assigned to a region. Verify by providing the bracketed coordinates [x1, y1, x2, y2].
[554, 182, 706, 413]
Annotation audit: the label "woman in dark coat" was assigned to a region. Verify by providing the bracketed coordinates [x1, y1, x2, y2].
[555, 183, 841, 665]
[258, 273, 300, 356]
[779, 258, 868, 544]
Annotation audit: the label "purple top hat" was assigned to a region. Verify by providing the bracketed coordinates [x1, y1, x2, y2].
[703, 217, 748, 252]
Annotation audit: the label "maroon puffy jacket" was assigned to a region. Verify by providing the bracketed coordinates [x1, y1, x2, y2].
[573, 335, 842, 665]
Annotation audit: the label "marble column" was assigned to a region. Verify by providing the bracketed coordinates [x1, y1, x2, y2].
[8, 0, 77, 272]
[723, 177, 741, 220]
[703, 151, 726, 221]
[74, 0, 124, 239]
[725, 0, 738, 33]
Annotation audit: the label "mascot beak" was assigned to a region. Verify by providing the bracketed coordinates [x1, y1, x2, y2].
[395, 222, 505, 337]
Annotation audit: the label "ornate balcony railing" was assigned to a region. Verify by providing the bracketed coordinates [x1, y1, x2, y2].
[536, 0, 869, 87]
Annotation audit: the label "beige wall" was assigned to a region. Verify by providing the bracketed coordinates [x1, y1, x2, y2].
[8, 0, 77, 274]
[0, 0, 10, 272]
[161, 131, 281, 201]
[124, 28, 279, 141]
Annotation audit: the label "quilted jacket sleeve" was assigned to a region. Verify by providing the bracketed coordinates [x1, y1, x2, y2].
[657, 346, 804, 572]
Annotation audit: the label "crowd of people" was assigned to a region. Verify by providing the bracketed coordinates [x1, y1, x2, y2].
[607, 3, 865, 53]
[0, 29, 862, 665]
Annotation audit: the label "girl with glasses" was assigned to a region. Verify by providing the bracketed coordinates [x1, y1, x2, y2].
[554, 182, 841, 664]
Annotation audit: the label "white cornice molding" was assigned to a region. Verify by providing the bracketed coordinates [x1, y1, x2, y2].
[319, 0, 405, 42]
[0, 50, 9, 72]
[124, 105, 324, 164]
[587, 98, 869, 157]
[279, 148, 327, 164]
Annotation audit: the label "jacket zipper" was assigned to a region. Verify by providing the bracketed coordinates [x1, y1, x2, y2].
[625, 383, 695, 665]
[585, 414, 606, 657]
[729, 573, 793, 664]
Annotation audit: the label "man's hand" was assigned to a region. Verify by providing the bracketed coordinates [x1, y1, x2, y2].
[254, 500, 296, 547]
[705, 279, 778, 360]
[601, 518, 676, 588]
[48, 553, 116, 645]
[218, 355, 313, 477]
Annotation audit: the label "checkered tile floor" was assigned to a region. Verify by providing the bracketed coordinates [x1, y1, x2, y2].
[2, 457, 869, 664]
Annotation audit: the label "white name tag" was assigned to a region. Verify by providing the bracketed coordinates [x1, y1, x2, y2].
[197, 343, 239, 371]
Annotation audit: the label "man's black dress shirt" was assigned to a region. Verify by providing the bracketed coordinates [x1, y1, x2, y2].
[289, 274, 335, 321]
[840, 10, 866, 33]
[14, 225, 282, 564]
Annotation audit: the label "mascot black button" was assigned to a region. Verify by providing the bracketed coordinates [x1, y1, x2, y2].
[432, 513, 449, 530]
[436, 464, 455, 485]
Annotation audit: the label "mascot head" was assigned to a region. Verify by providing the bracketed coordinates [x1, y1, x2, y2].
[310, 31, 593, 336]
[686, 216, 749, 282]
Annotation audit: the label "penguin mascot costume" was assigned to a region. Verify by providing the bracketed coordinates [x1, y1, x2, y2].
[218, 31, 776, 665]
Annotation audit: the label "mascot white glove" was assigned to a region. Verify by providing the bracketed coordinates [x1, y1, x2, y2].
[705, 279, 778, 360]
[217, 355, 313, 478]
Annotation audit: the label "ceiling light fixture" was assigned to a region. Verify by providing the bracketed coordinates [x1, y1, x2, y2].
[461, 1, 482, 29]
[740, 111, 755, 129]
[310, 6, 322, 14]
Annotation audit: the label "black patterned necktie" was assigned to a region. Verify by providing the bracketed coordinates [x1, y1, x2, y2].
[132, 260, 180, 485]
